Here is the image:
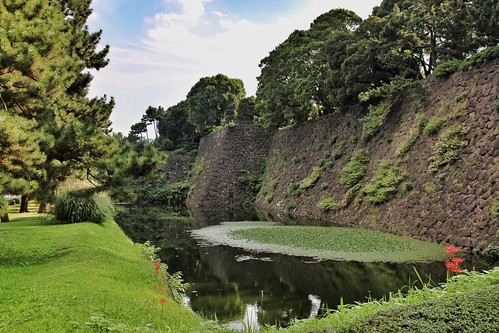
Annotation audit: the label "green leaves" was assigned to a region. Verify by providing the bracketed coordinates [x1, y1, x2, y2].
[186, 73, 245, 135]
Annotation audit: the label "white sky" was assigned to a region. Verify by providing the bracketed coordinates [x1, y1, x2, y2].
[88, 0, 381, 134]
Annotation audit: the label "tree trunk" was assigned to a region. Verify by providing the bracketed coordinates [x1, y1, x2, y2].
[1, 213, 9, 222]
[20, 195, 29, 213]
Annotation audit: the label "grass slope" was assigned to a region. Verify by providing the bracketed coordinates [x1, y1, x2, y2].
[0, 212, 203, 333]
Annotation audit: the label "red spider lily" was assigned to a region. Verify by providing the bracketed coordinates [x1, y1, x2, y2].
[445, 245, 460, 254]
[444, 259, 461, 273]
[450, 257, 464, 265]
[154, 262, 161, 274]
[159, 298, 167, 303]
[155, 286, 165, 292]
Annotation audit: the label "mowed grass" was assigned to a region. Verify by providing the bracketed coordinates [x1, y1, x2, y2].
[231, 226, 447, 262]
[0, 211, 204, 333]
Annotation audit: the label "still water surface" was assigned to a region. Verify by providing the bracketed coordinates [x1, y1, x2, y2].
[115, 206, 487, 330]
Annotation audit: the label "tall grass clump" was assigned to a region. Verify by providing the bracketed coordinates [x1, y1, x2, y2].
[54, 190, 114, 224]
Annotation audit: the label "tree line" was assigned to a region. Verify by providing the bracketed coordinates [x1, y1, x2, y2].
[131, 0, 497, 150]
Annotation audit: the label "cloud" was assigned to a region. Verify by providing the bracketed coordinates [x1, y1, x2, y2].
[89, 0, 379, 134]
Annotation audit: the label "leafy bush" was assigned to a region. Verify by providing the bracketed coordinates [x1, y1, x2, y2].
[361, 101, 391, 141]
[397, 127, 420, 156]
[332, 140, 347, 160]
[317, 197, 342, 211]
[340, 149, 370, 188]
[287, 182, 302, 196]
[328, 135, 338, 146]
[300, 166, 322, 189]
[54, 191, 114, 224]
[433, 45, 499, 78]
[424, 116, 446, 134]
[141, 181, 191, 204]
[429, 125, 468, 172]
[362, 161, 407, 204]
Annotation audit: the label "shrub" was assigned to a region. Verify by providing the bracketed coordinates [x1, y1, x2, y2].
[332, 140, 347, 160]
[287, 182, 302, 196]
[361, 101, 391, 141]
[428, 125, 468, 172]
[141, 181, 192, 204]
[362, 161, 407, 204]
[300, 166, 322, 189]
[328, 135, 338, 146]
[54, 190, 114, 224]
[340, 149, 370, 188]
[320, 182, 329, 190]
[317, 197, 342, 211]
[285, 201, 296, 211]
[291, 156, 304, 164]
[397, 127, 420, 156]
[424, 116, 446, 135]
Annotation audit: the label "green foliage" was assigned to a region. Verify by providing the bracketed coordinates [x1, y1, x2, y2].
[287, 182, 303, 196]
[397, 127, 420, 156]
[361, 101, 391, 141]
[429, 125, 469, 172]
[0, 197, 7, 217]
[434, 45, 499, 78]
[238, 175, 263, 198]
[332, 140, 347, 160]
[424, 116, 447, 135]
[260, 179, 278, 204]
[362, 161, 407, 204]
[137, 241, 188, 303]
[285, 201, 296, 211]
[291, 156, 304, 164]
[340, 149, 370, 188]
[490, 198, 499, 216]
[139, 181, 191, 205]
[328, 135, 339, 146]
[317, 197, 342, 211]
[53, 190, 114, 224]
[299, 166, 322, 189]
[186, 73, 246, 135]
[483, 244, 499, 261]
[318, 184, 361, 212]
[320, 182, 329, 190]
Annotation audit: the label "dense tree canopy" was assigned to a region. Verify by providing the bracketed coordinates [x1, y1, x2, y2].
[1, 0, 161, 211]
[254, 0, 499, 129]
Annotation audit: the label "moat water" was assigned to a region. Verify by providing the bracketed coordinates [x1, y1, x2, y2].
[115, 205, 491, 330]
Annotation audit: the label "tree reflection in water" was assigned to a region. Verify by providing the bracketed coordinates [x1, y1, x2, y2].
[115, 205, 488, 329]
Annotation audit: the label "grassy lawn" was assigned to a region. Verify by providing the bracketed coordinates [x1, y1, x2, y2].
[231, 226, 448, 262]
[0, 210, 204, 333]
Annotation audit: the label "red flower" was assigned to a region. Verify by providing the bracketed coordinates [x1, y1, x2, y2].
[445, 245, 460, 254]
[154, 262, 161, 274]
[159, 298, 167, 303]
[444, 259, 461, 273]
[155, 286, 165, 292]
[451, 257, 464, 265]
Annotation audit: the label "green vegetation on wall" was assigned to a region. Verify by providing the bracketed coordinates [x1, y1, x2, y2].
[428, 125, 469, 172]
[340, 149, 370, 188]
[362, 161, 408, 204]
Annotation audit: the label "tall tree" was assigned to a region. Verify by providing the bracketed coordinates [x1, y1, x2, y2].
[186, 74, 246, 135]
